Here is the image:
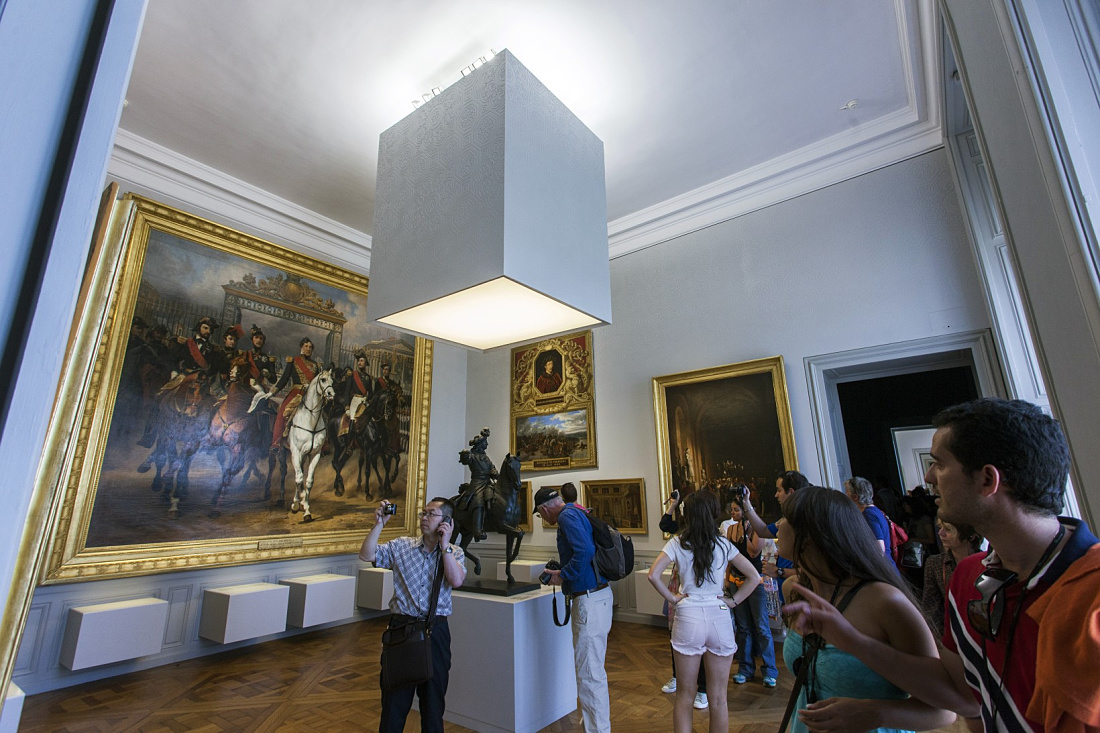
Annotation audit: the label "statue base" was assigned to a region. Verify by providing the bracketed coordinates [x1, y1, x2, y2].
[460, 578, 540, 596]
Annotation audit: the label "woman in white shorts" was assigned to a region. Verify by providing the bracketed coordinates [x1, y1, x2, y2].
[649, 490, 762, 732]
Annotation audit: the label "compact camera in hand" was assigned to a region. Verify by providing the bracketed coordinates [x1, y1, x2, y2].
[382, 503, 398, 516]
[539, 559, 562, 585]
[733, 484, 749, 507]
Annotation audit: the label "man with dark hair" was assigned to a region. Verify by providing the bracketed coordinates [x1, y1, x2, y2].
[845, 475, 891, 556]
[535, 486, 611, 733]
[743, 470, 807, 591]
[170, 315, 219, 376]
[265, 337, 322, 450]
[785, 398, 1100, 732]
[559, 481, 587, 510]
[211, 324, 245, 389]
[360, 496, 466, 733]
[742, 470, 807, 541]
[342, 348, 375, 427]
[244, 324, 277, 388]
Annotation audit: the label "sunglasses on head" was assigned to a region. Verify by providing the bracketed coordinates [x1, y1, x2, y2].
[967, 567, 1018, 641]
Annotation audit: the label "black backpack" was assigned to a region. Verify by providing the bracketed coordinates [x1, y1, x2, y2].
[586, 512, 634, 581]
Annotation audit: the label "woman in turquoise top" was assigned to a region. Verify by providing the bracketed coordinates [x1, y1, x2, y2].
[777, 487, 955, 732]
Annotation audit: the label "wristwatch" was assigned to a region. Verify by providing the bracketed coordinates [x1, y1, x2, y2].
[776, 567, 785, 579]
[445, 546, 454, 555]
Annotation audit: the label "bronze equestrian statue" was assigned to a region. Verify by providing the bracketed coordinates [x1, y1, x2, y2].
[452, 428, 526, 583]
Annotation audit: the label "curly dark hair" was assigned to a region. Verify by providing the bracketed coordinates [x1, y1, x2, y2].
[933, 398, 1069, 515]
[679, 490, 724, 587]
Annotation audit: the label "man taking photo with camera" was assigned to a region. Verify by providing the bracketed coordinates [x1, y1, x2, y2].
[535, 486, 612, 733]
[360, 498, 466, 733]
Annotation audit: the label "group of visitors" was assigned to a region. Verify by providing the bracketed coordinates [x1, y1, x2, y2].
[359, 397, 1099, 733]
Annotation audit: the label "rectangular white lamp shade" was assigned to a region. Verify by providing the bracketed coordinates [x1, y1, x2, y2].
[369, 49, 612, 351]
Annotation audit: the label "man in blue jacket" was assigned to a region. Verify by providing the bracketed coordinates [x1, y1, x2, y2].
[536, 487, 612, 733]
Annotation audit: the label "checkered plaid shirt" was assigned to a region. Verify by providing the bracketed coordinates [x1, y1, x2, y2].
[373, 536, 466, 617]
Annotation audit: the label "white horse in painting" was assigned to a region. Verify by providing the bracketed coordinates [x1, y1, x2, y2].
[266, 367, 335, 522]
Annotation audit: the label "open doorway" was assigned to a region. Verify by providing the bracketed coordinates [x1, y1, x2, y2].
[836, 365, 979, 515]
[805, 330, 1007, 492]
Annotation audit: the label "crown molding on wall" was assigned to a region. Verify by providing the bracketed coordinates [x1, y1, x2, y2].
[108, 129, 372, 273]
[606, 0, 944, 259]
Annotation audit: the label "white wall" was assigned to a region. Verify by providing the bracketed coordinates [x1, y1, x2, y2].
[465, 150, 989, 562]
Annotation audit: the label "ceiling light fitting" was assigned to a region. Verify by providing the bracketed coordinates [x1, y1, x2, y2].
[370, 49, 612, 351]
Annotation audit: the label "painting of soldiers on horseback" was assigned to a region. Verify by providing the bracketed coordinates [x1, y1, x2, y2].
[45, 196, 432, 581]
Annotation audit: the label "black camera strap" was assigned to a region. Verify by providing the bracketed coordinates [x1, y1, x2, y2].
[551, 587, 571, 627]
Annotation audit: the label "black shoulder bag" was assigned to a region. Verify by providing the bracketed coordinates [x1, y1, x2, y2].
[380, 552, 446, 693]
[777, 579, 870, 733]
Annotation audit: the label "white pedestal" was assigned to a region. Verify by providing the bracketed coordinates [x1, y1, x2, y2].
[0, 683, 25, 733]
[59, 597, 168, 670]
[199, 582, 289, 644]
[634, 568, 672, 617]
[495, 559, 546, 583]
[356, 567, 394, 611]
[280, 573, 356, 628]
[443, 587, 577, 733]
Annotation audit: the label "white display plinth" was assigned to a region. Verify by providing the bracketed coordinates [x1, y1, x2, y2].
[59, 597, 168, 670]
[634, 568, 672, 617]
[356, 567, 394, 611]
[495, 559, 546, 583]
[0, 682, 25, 733]
[199, 582, 289, 644]
[281, 573, 356, 628]
[442, 587, 577, 732]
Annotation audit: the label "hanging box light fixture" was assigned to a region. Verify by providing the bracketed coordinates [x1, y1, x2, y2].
[367, 49, 612, 351]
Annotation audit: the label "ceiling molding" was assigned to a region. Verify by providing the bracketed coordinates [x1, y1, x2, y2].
[108, 129, 372, 273]
[607, 0, 943, 259]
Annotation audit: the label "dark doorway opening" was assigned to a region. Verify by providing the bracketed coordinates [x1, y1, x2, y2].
[837, 365, 979, 503]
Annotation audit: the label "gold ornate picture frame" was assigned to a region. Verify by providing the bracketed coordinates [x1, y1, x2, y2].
[582, 478, 648, 534]
[510, 330, 596, 472]
[40, 194, 432, 583]
[652, 356, 797, 513]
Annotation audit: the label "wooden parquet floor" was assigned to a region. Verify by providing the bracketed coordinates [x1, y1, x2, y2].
[20, 618, 967, 732]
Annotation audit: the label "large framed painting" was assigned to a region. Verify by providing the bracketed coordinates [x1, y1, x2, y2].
[652, 356, 797, 525]
[40, 195, 433, 583]
[510, 330, 596, 472]
[582, 478, 648, 535]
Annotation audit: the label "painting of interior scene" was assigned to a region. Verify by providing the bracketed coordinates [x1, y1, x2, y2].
[663, 370, 787, 525]
[583, 479, 647, 534]
[87, 227, 417, 546]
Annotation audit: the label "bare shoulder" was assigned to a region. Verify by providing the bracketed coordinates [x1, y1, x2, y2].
[846, 581, 929, 647]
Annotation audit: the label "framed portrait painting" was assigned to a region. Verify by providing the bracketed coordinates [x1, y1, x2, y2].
[652, 356, 797, 525]
[510, 330, 597, 472]
[40, 195, 433, 583]
[582, 478, 648, 535]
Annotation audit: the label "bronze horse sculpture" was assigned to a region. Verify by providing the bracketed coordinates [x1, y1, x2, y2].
[451, 446, 526, 583]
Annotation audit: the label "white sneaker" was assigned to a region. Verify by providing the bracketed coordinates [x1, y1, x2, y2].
[694, 691, 708, 709]
[661, 677, 677, 694]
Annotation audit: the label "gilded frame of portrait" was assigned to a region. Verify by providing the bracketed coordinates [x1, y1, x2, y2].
[510, 330, 597, 472]
[581, 478, 648, 535]
[652, 356, 798, 514]
[38, 194, 433, 584]
[516, 481, 532, 532]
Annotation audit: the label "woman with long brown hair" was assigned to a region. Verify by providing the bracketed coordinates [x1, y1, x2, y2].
[648, 490, 761, 733]
[778, 487, 954, 732]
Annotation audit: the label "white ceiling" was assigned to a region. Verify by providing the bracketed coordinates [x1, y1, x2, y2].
[119, 0, 942, 257]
